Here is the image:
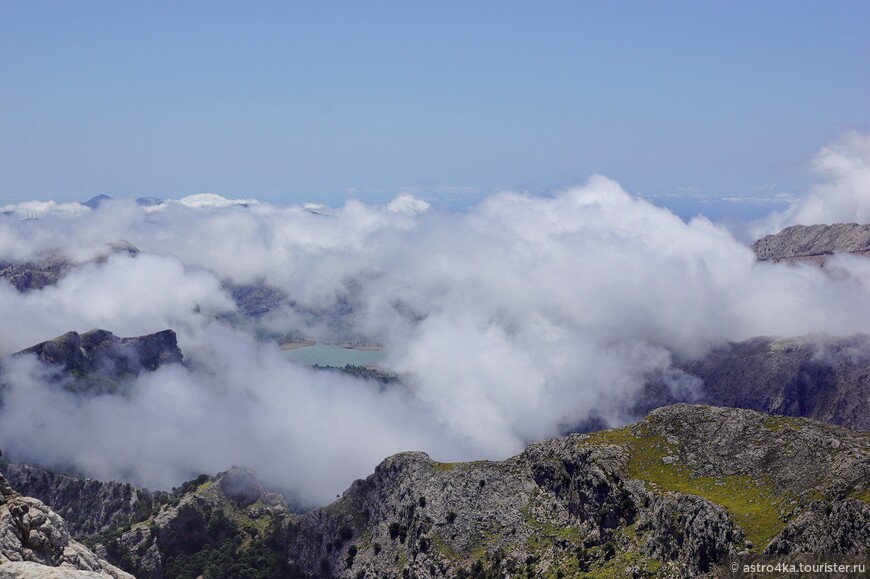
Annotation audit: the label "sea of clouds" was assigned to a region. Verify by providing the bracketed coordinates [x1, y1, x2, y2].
[0, 133, 869, 506]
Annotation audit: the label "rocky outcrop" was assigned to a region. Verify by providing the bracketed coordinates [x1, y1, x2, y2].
[0, 473, 133, 578]
[639, 334, 870, 430]
[76, 405, 868, 579]
[0, 256, 71, 292]
[91, 468, 293, 579]
[0, 465, 157, 539]
[0, 244, 139, 293]
[752, 223, 870, 263]
[8, 329, 183, 394]
[223, 281, 290, 319]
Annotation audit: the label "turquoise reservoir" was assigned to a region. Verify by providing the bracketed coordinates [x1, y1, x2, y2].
[282, 344, 385, 368]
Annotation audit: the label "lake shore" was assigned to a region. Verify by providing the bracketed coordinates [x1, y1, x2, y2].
[279, 340, 383, 352]
[278, 339, 316, 351]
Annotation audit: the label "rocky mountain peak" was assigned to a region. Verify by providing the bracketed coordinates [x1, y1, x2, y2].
[8, 329, 183, 394]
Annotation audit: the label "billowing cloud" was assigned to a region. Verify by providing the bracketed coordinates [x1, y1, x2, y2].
[789, 132, 870, 225]
[386, 193, 430, 215]
[0, 200, 91, 219]
[1, 153, 870, 505]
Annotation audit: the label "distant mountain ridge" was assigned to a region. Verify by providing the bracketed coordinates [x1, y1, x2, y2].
[638, 333, 870, 431]
[5, 329, 183, 394]
[0, 242, 139, 292]
[752, 223, 870, 263]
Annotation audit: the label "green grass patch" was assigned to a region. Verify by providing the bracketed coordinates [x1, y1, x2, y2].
[583, 427, 788, 550]
[580, 548, 662, 579]
[761, 415, 801, 432]
[432, 461, 457, 473]
[850, 488, 870, 503]
[431, 534, 461, 561]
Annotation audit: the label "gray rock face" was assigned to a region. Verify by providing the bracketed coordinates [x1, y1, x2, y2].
[0, 256, 71, 292]
[0, 244, 139, 293]
[752, 223, 870, 262]
[0, 473, 132, 579]
[8, 329, 183, 394]
[639, 334, 870, 430]
[0, 465, 157, 539]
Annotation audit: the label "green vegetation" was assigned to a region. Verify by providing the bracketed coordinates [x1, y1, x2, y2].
[761, 415, 802, 432]
[432, 461, 457, 473]
[164, 535, 296, 579]
[583, 426, 788, 550]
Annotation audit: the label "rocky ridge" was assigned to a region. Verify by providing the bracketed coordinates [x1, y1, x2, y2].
[752, 223, 870, 263]
[28, 404, 867, 579]
[6, 329, 183, 394]
[0, 472, 133, 578]
[0, 466, 158, 539]
[0, 243, 139, 293]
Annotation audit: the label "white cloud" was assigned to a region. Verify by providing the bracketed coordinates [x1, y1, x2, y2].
[0, 200, 91, 219]
[386, 193, 430, 215]
[177, 193, 260, 209]
[786, 131, 870, 225]
[3, 155, 870, 505]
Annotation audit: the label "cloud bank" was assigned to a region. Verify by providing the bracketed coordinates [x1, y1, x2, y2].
[1, 135, 870, 505]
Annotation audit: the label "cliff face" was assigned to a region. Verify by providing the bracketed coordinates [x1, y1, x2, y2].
[752, 223, 870, 263]
[0, 472, 133, 579]
[0, 465, 158, 539]
[638, 334, 870, 431]
[8, 329, 183, 394]
[44, 405, 866, 579]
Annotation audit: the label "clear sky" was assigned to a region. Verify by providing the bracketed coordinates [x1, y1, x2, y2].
[1, 1, 867, 216]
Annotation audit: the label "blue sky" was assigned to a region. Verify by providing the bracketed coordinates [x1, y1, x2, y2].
[1, 1, 867, 218]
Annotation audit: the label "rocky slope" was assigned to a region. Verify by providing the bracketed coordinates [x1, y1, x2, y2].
[44, 405, 867, 579]
[0, 465, 159, 539]
[0, 255, 71, 293]
[223, 281, 290, 320]
[0, 472, 133, 578]
[5, 329, 183, 394]
[0, 243, 139, 293]
[638, 334, 870, 430]
[752, 223, 870, 263]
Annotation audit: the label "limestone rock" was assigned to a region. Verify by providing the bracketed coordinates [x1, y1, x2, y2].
[0, 465, 157, 538]
[0, 473, 132, 579]
[752, 223, 870, 263]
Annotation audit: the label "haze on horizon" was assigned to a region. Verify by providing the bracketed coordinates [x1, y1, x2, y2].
[1, 1, 868, 217]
